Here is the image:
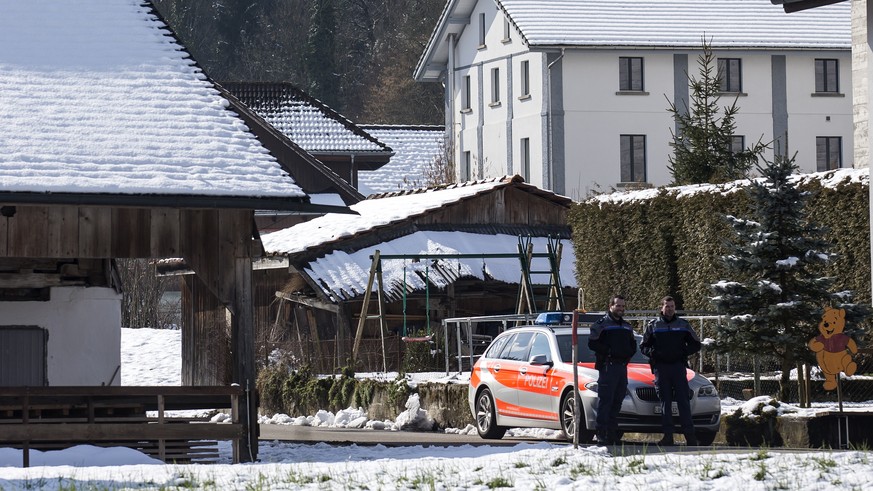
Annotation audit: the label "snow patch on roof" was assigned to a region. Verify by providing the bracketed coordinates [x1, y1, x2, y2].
[0, 0, 304, 198]
[302, 231, 577, 302]
[358, 126, 445, 195]
[262, 178, 513, 255]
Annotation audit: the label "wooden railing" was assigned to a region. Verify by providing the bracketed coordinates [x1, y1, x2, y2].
[0, 386, 246, 466]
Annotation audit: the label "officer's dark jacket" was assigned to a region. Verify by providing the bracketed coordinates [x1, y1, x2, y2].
[640, 315, 701, 365]
[588, 313, 637, 369]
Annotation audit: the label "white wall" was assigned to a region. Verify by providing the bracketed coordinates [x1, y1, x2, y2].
[0, 286, 122, 386]
[447, 3, 853, 197]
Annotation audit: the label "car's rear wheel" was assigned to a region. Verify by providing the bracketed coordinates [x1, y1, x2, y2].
[695, 430, 717, 446]
[560, 390, 595, 443]
[475, 388, 506, 439]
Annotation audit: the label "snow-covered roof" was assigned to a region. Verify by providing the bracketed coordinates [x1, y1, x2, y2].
[262, 176, 571, 255]
[304, 230, 577, 302]
[499, 0, 850, 48]
[358, 125, 445, 195]
[0, 0, 305, 203]
[222, 82, 391, 157]
[416, 0, 850, 81]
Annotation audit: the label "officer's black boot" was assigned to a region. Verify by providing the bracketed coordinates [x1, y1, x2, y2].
[657, 433, 674, 446]
[596, 431, 610, 446]
[684, 432, 698, 446]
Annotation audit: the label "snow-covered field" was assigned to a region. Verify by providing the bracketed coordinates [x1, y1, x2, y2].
[0, 328, 870, 490]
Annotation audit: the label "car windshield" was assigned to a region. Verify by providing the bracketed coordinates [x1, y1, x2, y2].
[555, 333, 649, 364]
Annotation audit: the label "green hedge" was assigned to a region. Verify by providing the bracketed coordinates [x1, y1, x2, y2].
[569, 171, 870, 312]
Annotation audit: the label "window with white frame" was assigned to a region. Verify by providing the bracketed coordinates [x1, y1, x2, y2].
[491, 67, 500, 104]
[479, 13, 486, 47]
[618, 57, 644, 92]
[620, 135, 646, 183]
[815, 59, 839, 93]
[503, 17, 511, 42]
[717, 58, 742, 93]
[816, 136, 842, 171]
[463, 151, 472, 181]
[520, 60, 530, 97]
[462, 75, 471, 110]
[520, 138, 530, 179]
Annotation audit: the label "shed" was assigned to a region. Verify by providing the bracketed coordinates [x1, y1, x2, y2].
[0, 0, 348, 461]
[255, 176, 578, 372]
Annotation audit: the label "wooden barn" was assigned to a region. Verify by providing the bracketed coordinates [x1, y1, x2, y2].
[0, 0, 350, 462]
[253, 176, 579, 373]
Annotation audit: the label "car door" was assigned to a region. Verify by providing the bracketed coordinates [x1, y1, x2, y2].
[492, 331, 534, 418]
[516, 332, 560, 422]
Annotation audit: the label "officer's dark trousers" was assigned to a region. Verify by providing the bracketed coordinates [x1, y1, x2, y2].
[652, 362, 693, 435]
[595, 361, 628, 435]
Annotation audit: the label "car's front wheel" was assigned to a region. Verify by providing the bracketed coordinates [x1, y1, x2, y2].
[695, 430, 717, 446]
[560, 390, 595, 443]
[475, 388, 506, 439]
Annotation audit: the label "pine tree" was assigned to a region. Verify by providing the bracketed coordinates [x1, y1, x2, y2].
[710, 153, 868, 400]
[667, 38, 766, 185]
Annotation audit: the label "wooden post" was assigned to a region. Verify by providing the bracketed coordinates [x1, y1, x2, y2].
[157, 394, 166, 462]
[353, 251, 381, 363]
[231, 256, 257, 463]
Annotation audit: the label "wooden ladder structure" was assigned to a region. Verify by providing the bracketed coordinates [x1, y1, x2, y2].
[516, 235, 565, 316]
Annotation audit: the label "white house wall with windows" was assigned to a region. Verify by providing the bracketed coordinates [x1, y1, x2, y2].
[415, 0, 853, 199]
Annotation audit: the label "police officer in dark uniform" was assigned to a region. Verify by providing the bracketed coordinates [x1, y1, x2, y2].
[588, 295, 637, 445]
[640, 295, 702, 446]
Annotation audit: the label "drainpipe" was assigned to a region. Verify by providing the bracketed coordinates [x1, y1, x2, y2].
[447, 33, 457, 175]
[546, 48, 564, 191]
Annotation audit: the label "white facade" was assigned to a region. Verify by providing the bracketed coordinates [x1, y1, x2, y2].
[0, 286, 122, 386]
[419, 0, 854, 199]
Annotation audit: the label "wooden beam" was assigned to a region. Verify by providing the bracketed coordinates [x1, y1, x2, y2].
[275, 291, 339, 313]
[353, 250, 380, 362]
[0, 272, 84, 288]
[231, 256, 257, 463]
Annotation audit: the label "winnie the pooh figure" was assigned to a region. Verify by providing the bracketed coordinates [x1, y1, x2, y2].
[808, 307, 858, 391]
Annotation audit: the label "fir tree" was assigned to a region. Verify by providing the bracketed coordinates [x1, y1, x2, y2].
[710, 153, 868, 400]
[667, 38, 766, 185]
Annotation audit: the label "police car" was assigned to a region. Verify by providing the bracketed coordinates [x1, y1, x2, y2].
[468, 312, 721, 444]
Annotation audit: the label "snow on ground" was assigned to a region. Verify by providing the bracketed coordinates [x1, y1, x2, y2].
[0, 327, 871, 490]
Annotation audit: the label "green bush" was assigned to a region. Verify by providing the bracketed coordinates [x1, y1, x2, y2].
[569, 171, 870, 312]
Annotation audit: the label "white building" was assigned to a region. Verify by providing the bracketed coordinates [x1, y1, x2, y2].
[415, 0, 854, 199]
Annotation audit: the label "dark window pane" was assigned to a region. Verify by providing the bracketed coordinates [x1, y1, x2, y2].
[619, 57, 643, 91]
[815, 59, 838, 93]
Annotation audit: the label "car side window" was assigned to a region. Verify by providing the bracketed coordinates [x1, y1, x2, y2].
[504, 332, 535, 361]
[485, 334, 512, 358]
[528, 333, 552, 363]
[495, 333, 517, 359]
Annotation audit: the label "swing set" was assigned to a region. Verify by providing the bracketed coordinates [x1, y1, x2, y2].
[351, 236, 566, 368]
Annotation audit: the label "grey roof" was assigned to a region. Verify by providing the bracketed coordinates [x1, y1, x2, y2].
[222, 82, 392, 157]
[358, 125, 445, 195]
[417, 0, 851, 81]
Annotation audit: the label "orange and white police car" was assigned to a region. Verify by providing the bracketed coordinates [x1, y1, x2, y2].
[468, 312, 721, 444]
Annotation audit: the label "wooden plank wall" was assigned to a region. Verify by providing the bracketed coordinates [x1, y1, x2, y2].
[415, 187, 568, 226]
[181, 274, 231, 386]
